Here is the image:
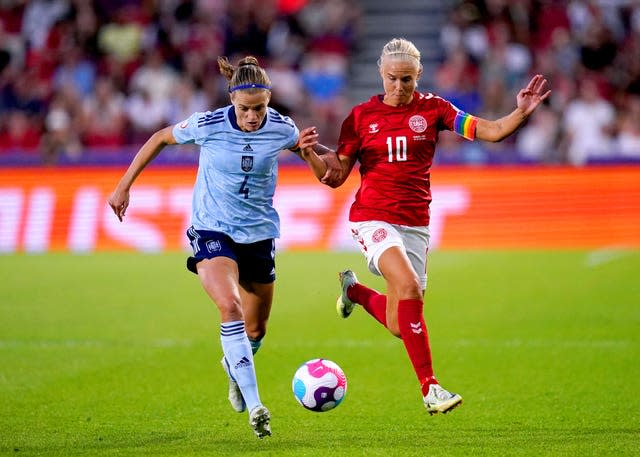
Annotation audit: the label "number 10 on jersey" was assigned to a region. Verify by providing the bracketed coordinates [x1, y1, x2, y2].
[387, 136, 407, 162]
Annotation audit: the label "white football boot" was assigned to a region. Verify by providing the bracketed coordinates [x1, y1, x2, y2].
[221, 357, 246, 412]
[249, 405, 272, 439]
[423, 384, 463, 415]
[336, 270, 358, 318]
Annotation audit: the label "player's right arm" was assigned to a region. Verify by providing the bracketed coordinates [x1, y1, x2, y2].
[323, 152, 356, 188]
[317, 110, 359, 188]
[301, 142, 355, 188]
[312, 143, 342, 186]
[108, 126, 177, 221]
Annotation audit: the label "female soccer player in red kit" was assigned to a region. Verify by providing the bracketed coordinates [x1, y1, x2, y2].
[324, 38, 551, 414]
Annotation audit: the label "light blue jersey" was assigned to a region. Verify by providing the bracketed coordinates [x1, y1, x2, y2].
[173, 106, 299, 243]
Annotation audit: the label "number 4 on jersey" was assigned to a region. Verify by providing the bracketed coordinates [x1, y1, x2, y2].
[239, 175, 249, 199]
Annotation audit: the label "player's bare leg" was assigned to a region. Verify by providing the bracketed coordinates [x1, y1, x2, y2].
[197, 258, 270, 435]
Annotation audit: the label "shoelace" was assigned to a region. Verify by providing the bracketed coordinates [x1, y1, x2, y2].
[432, 386, 451, 400]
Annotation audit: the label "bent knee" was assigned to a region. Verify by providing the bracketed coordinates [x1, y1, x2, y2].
[216, 298, 244, 321]
[396, 280, 422, 300]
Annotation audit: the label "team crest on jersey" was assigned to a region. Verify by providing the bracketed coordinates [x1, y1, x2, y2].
[409, 115, 427, 133]
[179, 120, 189, 129]
[368, 123, 380, 134]
[372, 228, 387, 243]
[206, 240, 221, 253]
[241, 155, 254, 172]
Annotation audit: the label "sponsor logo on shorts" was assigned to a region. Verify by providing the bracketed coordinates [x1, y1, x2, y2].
[372, 228, 387, 243]
[206, 240, 221, 252]
[409, 115, 427, 133]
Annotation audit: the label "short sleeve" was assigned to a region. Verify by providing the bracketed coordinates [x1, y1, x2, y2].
[172, 112, 205, 145]
[282, 115, 300, 150]
[336, 109, 360, 157]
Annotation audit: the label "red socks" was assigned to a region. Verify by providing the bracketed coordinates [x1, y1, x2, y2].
[348, 283, 387, 326]
[397, 298, 436, 396]
[348, 286, 437, 396]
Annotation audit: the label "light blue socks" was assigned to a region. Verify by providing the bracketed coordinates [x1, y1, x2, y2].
[220, 321, 261, 412]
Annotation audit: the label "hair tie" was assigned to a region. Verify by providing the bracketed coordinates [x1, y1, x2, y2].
[229, 83, 272, 93]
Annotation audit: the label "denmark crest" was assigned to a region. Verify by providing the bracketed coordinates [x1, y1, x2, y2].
[408, 115, 427, 133]
[241, 155, 254, 172]
[372, 228, 387, 243]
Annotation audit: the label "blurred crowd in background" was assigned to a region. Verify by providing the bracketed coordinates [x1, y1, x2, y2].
[0, 0, 639, 165]
[434, 0, 640, 165]
[0, 0, 359, 164]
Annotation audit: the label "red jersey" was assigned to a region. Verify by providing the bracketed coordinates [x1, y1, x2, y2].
[337, 92, 478, 226]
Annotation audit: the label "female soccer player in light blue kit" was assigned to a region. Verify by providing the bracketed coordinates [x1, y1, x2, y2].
[108, 56, 337, 439]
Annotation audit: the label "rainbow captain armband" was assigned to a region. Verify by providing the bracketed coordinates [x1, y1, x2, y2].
[453, 111, 479, 140]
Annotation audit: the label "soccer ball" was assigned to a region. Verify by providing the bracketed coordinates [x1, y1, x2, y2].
[292, 358, 347, 412]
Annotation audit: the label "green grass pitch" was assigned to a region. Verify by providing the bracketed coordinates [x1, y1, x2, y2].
[1, 250, 639, 456]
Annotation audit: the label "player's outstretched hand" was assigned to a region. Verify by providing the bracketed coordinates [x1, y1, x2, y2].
[108, 188, 130, 222]
[516, 74, 551, 117]
[298, 126, 319, 154]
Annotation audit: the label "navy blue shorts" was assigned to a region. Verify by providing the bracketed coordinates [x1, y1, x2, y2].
[186, 227, 276, 284]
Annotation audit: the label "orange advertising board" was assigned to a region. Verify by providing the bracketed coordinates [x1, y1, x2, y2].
[0, 166, 638, 252]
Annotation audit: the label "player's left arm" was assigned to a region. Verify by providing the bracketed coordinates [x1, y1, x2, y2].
[475, 74, 551, 142]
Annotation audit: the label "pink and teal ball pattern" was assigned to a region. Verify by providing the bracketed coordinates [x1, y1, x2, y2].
[292, 359, 347, 412]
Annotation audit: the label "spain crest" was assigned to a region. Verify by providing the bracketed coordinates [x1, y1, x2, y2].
[241, 155, 254, 172]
